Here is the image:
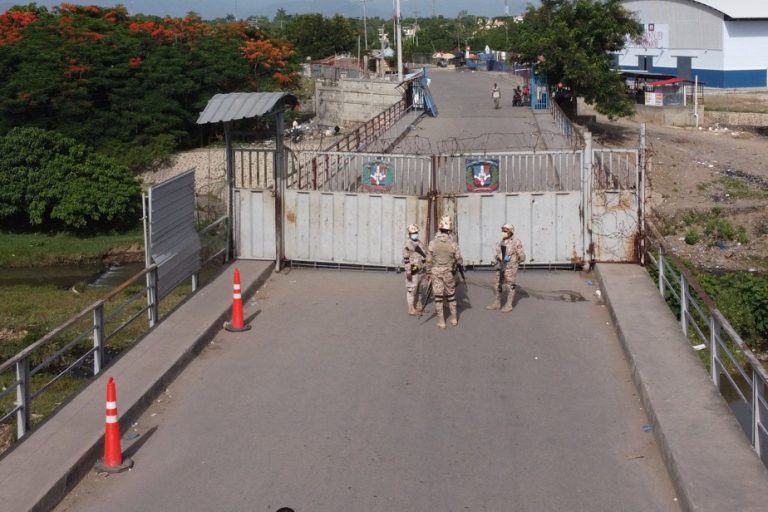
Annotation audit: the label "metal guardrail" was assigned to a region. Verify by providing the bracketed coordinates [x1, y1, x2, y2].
[288, 99, 410, 190]
[550, 98, 584, 150]
[644, 220, 768, 465]
[0, 217, 228, 445]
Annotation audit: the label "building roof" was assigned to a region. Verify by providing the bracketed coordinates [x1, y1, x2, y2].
[196, 92, 298, 125]
[648, 77, 702, 86]
[689, 1, 768, 19]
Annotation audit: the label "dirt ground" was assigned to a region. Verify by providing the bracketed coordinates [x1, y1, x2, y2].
[582, 102, 768, 273]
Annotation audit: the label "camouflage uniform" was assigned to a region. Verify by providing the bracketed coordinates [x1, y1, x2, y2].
[427, 232, 464, 328]
[402, 238, 428, 315]
[487, 234, 525, 313]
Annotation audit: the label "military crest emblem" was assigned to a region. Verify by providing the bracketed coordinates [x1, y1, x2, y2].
[363, 160, 395, 192]
[466, 158, 499, 192]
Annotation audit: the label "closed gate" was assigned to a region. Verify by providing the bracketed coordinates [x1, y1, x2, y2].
[233, 142, 642, 268]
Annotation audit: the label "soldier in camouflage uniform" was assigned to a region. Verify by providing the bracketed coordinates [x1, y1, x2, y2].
[427, 216, 464, 329]
[487, 223, 526, 313]
[402, 224, 428, 316]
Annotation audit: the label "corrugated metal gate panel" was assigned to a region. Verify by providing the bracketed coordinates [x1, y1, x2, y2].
[235, 189, 276, 260]
[148, 170, 201, 299]
[456, 192, 582, 266]
[284, 190, 428, 267]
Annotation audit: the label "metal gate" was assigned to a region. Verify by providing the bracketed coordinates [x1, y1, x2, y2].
[233, 141, 642, 268]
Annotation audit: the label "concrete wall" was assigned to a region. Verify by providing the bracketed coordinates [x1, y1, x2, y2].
[706, 110, 768, 127]
[314, 78, 403, 126]
[632, 104, 703, 126]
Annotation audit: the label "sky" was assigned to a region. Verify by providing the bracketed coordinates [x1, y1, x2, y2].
[0, 1, 536, 19]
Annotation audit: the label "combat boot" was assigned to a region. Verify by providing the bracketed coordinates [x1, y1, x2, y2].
[486, 292, 501, 310]
[415, 302, 427, 315]
[408, 304, 417, 316]
[448, 303, 458, 326]
[501, 287, 515, 313]
[436, 308, 446, 329]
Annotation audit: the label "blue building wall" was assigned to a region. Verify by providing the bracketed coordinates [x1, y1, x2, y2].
[621, 66, 767, 88]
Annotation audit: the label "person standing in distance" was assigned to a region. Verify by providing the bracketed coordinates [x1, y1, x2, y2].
[487, 223, 525, 313]
[427, 216, 464, 329]
[402, 224, 428, 316]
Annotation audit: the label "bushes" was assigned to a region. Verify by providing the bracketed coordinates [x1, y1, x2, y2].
[0, 127, 141, 233]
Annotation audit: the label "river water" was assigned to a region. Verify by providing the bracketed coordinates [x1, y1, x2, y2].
[0, 262, 145, 289]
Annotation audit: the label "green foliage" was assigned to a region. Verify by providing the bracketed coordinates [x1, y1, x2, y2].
[757, 216, 768, 237]
[696, 270, 768, 351]
[0, 127, 141, 233]
[677, 208, 748, 246]
[280, 13, 357, 59]
[512, 0, 640, 118]
[684, 228, 700, 245]
[0, 6, 299, 169]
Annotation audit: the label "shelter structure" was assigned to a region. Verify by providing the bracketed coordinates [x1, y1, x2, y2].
[196, 92, 298, 268]
[619, 0, 768, 87]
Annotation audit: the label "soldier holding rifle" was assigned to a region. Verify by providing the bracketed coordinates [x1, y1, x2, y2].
[486, 223, 525, 313]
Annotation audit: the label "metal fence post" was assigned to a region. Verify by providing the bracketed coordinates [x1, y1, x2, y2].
[16, 357, 30, 439]
[753, 369, 764, 455]
[710, 315, 720, 388]
[680, 273, 689, 337]
[93, 305, 104, 375]
[658, 249, 665, 295]
[148, 267, 158, 328]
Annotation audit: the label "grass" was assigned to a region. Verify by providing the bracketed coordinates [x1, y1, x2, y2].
[0, 230, 144, 268]
[678, 207, 750, 245]
[697, 177, 768, 201]
[705, 92, 768, 114]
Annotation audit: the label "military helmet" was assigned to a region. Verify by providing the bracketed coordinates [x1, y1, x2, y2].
[407, 224, 420, 234]
[502, 223, 515, 234]
[438, 215, 453, 231]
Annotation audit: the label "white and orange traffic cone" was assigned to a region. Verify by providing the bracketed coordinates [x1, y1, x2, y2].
[95, 377, 133, 473]
[225, 268, 251, 332]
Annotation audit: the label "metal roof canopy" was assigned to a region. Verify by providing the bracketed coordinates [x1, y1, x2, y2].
[196, 92, 297, 271]
[196, 92, 297, 125]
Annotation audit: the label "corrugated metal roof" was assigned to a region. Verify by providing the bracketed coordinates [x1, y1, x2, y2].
[689, 1, 768, 19]
[196, 92, 297, 124]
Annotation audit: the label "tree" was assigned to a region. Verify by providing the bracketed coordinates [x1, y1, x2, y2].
[0, 127, 142, 233]
[513, 0, 640, 118]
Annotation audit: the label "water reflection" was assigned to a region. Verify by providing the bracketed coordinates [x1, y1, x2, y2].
[0, 262, 144, 289]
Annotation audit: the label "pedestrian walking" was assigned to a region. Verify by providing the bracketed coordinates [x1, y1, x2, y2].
[402, 224, 428, 316]
[492, 83, 501, 109]
[427, 216, 464, 329]
[486, 223, 526, 313]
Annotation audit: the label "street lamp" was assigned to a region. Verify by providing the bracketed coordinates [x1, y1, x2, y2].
[359, 0, 368, 51]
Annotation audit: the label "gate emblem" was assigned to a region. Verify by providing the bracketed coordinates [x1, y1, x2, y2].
[363, 160, 394, 192]
[466, 158, 499, 192]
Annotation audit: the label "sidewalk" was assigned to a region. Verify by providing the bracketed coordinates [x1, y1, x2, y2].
[595, 263, 768, 512]
[0, 260, 274, 512]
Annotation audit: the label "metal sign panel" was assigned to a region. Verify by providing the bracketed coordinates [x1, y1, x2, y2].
[455, 192, 583, 266]
[235, 189, 276, 260]
[148, 170, 201, 299]
[283, 190, 429, 267]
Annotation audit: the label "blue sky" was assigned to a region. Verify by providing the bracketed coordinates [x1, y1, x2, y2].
[0, 1, 535, 19]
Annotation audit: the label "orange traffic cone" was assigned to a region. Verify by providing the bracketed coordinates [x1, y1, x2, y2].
[95, 377, 133, 473]
[225, 268, 251, 332]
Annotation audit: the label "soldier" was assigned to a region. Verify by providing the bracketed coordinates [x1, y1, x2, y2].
[487, 223, 526, 313]
[402, 224, 428, 316]
[427, 216, 464, 329]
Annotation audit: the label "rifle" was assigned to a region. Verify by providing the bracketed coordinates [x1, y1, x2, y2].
[498, 245, 507, 293]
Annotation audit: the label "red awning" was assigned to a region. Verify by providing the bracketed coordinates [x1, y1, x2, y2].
[647, 77, 702, 86]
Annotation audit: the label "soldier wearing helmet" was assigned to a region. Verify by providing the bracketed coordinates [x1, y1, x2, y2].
[426, 215, 464, 329]
[402, 224, 428, 316]
[487, 223, 526, 313]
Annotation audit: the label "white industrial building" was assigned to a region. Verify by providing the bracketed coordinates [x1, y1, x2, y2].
[619, 0, 768, 88]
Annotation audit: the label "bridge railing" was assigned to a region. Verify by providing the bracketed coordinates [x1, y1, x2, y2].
[0, 219, 227, 448]
[644, 220, 768, 466]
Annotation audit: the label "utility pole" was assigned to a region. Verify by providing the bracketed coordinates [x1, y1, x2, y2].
[360, 0, 368, 51]
[396, 0, 403, 81]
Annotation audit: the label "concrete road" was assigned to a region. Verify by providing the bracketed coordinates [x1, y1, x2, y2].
[392, 69, 570, 154]
[57, 269, 679, 512]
